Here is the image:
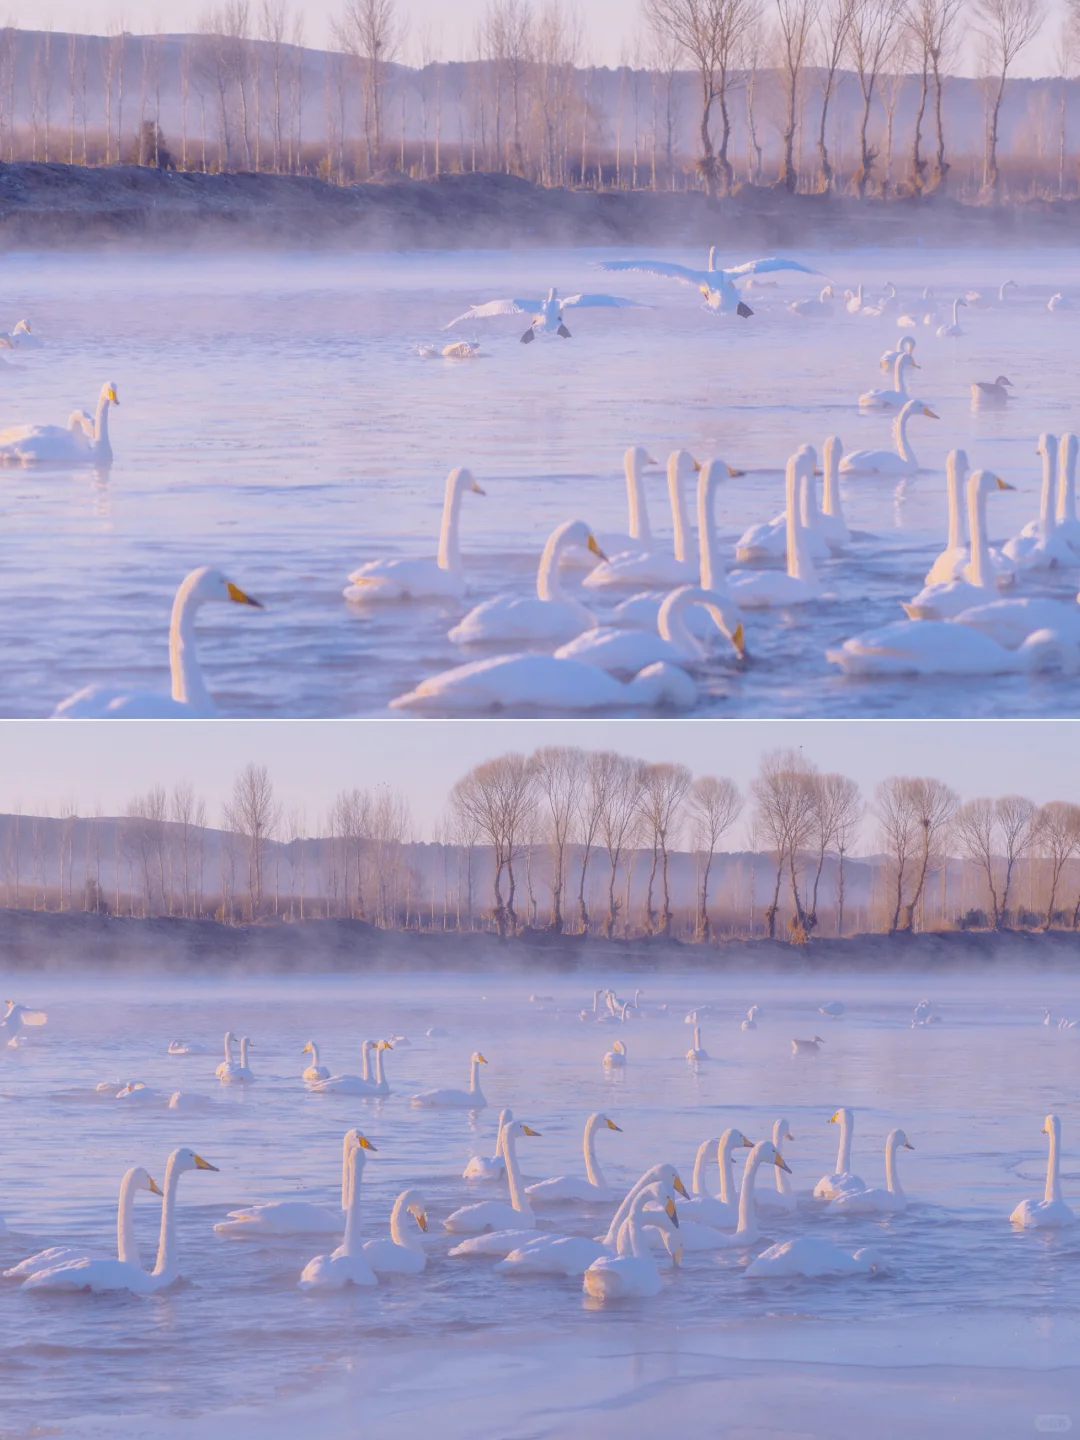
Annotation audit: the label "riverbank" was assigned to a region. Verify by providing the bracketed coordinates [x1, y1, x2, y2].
[0, 163, 1077, 250]
[1, 907, 1077, 974]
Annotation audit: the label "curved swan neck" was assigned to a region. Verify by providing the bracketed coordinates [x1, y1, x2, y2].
[736, 1147, 765, 1235]
[151, 1152, 184, 1279]
[341, 1147, 365, 1256]
[884, 1132, 905, 1197]
[668, 452, 693, 563]
[895, 404, 918, 465]
[967, 473, 993, 589]
[836, 1111, 853, 1173]
[389, 1191, 424, 1251]
[946, 452, 968, 550]
[696, 462, 730, 595]
[952, 298, 961, 324]
[718, 1132, 738, 1205]
[468, 1055, 483, 1094]
[437, 468, 469, 573]
[892, 352, 910, 393]
[1039, 436, 1057, 537]
[658, 587, 710, 658]
[822, 437, 844, 520]
[500, 1129, 532, 1218]
[117, 1168, 143, 1265]
[1045, 1115, 1063, 1204]
[361, 1042, 372, 1083]
[1057, 435, 1078, 522]
[169, 573, 214, 712]
[772, 1120, 793, 1195]
[603, 1165, 665, 1246]
[583, 1113, 606, 1189]
[536, 524, 575, 602]
[625, 449, 652, 542]
[788, 458, 817, 583]
[692, 1138, 715, 1196]
[493, 1108, 511, 1160]
[624, 1187, 655, 1258]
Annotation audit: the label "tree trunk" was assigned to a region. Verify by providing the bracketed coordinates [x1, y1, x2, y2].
[765, 859, 784, 939]
[931, 64, 948, 189]
[911, 62, 928, 192]
[697, 851, 714, 941]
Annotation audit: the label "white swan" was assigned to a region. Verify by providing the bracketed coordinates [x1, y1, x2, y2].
[1003, 434, 1077, 570]
[789, 285, 835, 316]
[582, 1183, 680, 1299]
[1048, 292, 1071, 312]
[755, 1120, 798, 1214]
[814, 1108, 866, 1199]
[1054, 433, 1080, 552]
[603, 1038, 627, 1068]
[734, 450, 830, 565]
[343, 467, 485, 601]
[744, 1237, 883, 1278]
[167, 1039, 209, 1056]
[556, 585, 744, 674]
[686, 1025, 708, 1061]
[445, 1120, 541, 1243]
[7, 319, 41, 348]
[53, 566, 263, 719]
[971, 374, 1013, 408]
[298, 1136, 378, 1289]
[791, 1035, 824, 1055]
[526, 1113, 622, 1203]
[361, 1190, 428, 1274]
[741, 1005, 760, 1030]
[390, 652, 697, 714]
[879, 335, 915, 372]
[0, 1001, 46, 1047]
[495, 1231, 611, 1276]
[308, 1040, 381, 1095]
[677, 1129, 753, 1227]
[936, 297, 967, 337]
[21, 1148, 217, 1292]
[581, 451, 699, 590]
[827, 617, 1075, 677]
[0, 381, 117, 465]
[1010, 1115, 1076, 1228]
[565, 446, 656, 564]
[302, 1041, 330, 1083]
[904, 469, 1016, 619]
[828, 1128, 913, 1214]
[816, 436, 850, 550]
[840, 400, 937, 477]
[216, 1130, 367, 1236]
[411, 1051, 488, 1109]
[448, 520, 605, 645]
[671, 1139, 791, 1251]
[463, 1107, 511, 1180]
[597, 249, 818, 317]
[445, 286, 648, 341]
[859, 351, 918, 410]
[214, 1031, 238, 1080]
[819, 1000, 844, 1017]
[965, 279, 1017, 307]
[4, 1167, 162, 1279]
[369, 1039, 392, 1095]
[954, 596, 1080, 649]
[729, 449, 821, 607]
[860, 280, 898, 317]
[845, 284, 866, 314]
[219, 1036, 254, 1084]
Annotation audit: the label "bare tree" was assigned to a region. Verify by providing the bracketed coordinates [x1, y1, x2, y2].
[775, 0, 821, 190]
[974, 0, 1045, 194]
[804, 772, 864, 931]
[337, 0, 402, 174]
[752, 749, 819, 939]
[529, 746, 584, 932]
[848, 0, 903, 196]
[953, 797, 1008, 926]
[687, 775, 742, 939]
[813, 0, 852, 190]
[1032, 801, 1080, 928]
[639, 763, 692, 935]
[595, 753, 645, 939]
[451, 754, 536, 937]
[994, 795, 1037, 925]
[225, 763, 280, 919]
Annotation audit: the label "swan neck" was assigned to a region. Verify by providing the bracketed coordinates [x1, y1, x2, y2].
[788, 466, 816, 583]
[823, 438, 843, 520]
[885, 1135, 904, 1196]
[668, 457, 691, 563]
[736, 1149, 764, 1235]
[361, 1043, 371, 1083]
[1046, 1119, 1062, 1204]
[837, 1113, 852, 1174]
[895, 407, 917, 465]
[625, 1188, 652, 1259]
[501, 1130, 532, 1218]
[772, 1122, 793, 1195]
[117, 1168, 142, 1266]
[626, 452, 652, 542]
[151, 1153, 182, 1279]
[968, 477, 992, 589]
[692, 1139, 712, 1196]
[718, 1135, 736, 1205]
[169, 577, 213, 712]
[341, 1132, 354, 1210]
[373, 1046, 385, 1086]
[583, 1113, 607, 1189]
[537, 528, 571, 602]
[946, 457, 965, 550]
[437, 470, 467, 573]
[341, 1149, 364, 1256]
[697, 467, 728, 594]
[93, 392, 111, 453]
[1057, 438, 1077, 522]
[469, 1056, 482, 1094]
[1040, 441, 1057, 536]
[892, 353, 907, 392]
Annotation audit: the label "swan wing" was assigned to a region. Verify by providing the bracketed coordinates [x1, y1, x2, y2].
[560, 293, 651, 309]
[596, 259, 709, 287]
[52, 687, 200, 720]
[444, 298, 540, 328]
[724, 257, 821, 282]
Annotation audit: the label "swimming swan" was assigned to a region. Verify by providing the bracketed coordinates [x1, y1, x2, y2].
[449, 520, 605, 645]
[729, 449, 821, 606]
[603, 1038, 627, 1068]
[581, 450, 699, 589]
[445, 1120, 541, 1243]
[904, 469, 1016, 618]
[582, 1183, 681, 1299]
[219, 1035, 254, 1083]
[1010, 1114, 1077, 1228]
[301, 1041, 330, 1083]
[744, 1236, 884, 1278]
[556, 585, 745, 673]
[445, 286, 648, 342]
[677, 1129, 754, 1227]
[827, 1129, 914, 1214]
[817, 436, 850, 550]
[3, 1167, 162, 1279]
[827, 616, 1075, 677]
[686, 1025, 708, 1061]
[788, 286, 835, 316]
[526, 1113, 622, 1203]
[841, 400, 937, 477]
[52, 567, 263, 719]
[21, 1148, 217, 1292]
[298, 1135, 379, 1289]
[1054, 433, 1080, 552]
[879, 335, 915, 372]
[814, 1109, 866, 1199]
[215, 1130, 362, 1237]
[859, 351, 919, 410]
[673, 1139, 790, 1251]
[0, 381, 117, 465]
[1007, 433, 1079, 569]
[307, 1039, 382, 1095]
[755, 1120, 798, 1214]
[361, 1189, 428, 1274]
[411, 1051, 488, 1109]
[598, 249, 818, 317]
[344, 467, 485, 601]
[463, 1107, 512, 1179]
[215, 1031, 238, 1080]
[936, 297, 967, 337]
[390, 653, 697, 714]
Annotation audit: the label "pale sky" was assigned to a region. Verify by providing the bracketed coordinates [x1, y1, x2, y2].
[0, 721, 1076, 842]
[10, 0, 1071, 78]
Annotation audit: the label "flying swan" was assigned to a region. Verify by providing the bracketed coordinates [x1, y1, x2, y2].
[444, 286, 648, 343]
[597, 248, 819, 317]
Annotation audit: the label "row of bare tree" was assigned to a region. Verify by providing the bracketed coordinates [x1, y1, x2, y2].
[3, 748, 1080, 943]
[0, 0, 1074, 198]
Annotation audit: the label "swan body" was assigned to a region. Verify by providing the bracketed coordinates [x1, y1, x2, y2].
[214, 1031, 238, 1080]
[167, 1040, 208, 1056]
[496, 1234, 609, 1275]
[301, 1041, 330, 1083]
[582, 450, 699, 590]
[1048, 292, 1071, 311]
[556, 585, 744, 674]
[1010, 1115, 1076, 1228]
[859, 351, 919, 410]
[53, 567, 262, 719]
[361, 1190, 428, 1274]
[525, 1113, 622, 1203]
[828, 1129, 913, 1214]
[814, 1109, 866, 1199]
[411, 1051, 488, 1108]
[167, 1091, 212, 1110]
[745, 1238, 883, 1278]
[789, 286, 835, 316]
[675, 1129, 753, 1227]
[597, 249, 819, 317]
[791, 1036, 824, 1055]
[827, 621, 1074, 677]
[344, 467, 485, 601]
[686, 1025, 708, 1061]
[449, 520, 605, 645]
[1004, 434, 1077, 570]
[216, 1129, 361, 1236]
[603, 1038, 627, 1068]
[819, 1001, 845, 1017]
[308, 1040, 381, 1095]
[662, 1140, 791, 1252]
[299, 1135, 379, 1289]
[445, 1120, 540, 1236]
[904, 469, 1016, 618]
[8, 319, 41, 348]
[840, 400, 937, 476]
[936, 297, 967, 337]
[0, 381, 117, 465]
[583, 1184, 680, 1299]
[729, 450, 821, 607]
[4, 1167, 162, 1279]
[219, 1036, 254, 1084]
[954, 596, 1080, 649]
[971, 375, 1013, 408]
[391, 652, 697, 714]
[859, 280, 898, 317]
[21, 1149, 217, 1292]
[755, 1119, 798, 1214]
[0, 1001, 47, 1047]
[445, 286, 648, 341]
[464, 1107, 511, 1179]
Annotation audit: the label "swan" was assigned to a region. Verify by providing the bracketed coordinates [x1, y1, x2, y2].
[298, 1137, 378, 1289]
[307, 1040, 381, 1095]
[686, 1025, 708, 1061]
[819, 1000, 845, 1017]
[215, 1130, 369, 1236]
[215, 1031, 238, 1080]
[603, 1038, 627, 1068]
[167, 1040, 208, 1056]
[729, 450, 821, 607]
[792, 1035, 824, 1055]
[828, 616, 1075, 677]
[7, 319, 41, 348]
[789, 285, 835, 316]
[920, 450, 1013, 586]
[390, 652, 697, 714]
[0, 1001, 47, 1047]
[936, 297, 967, 337]
[448, 520, 605, 645]
[744, 1237, 884, 1278]
[755, 1120, 798, 1214]
[343, 467, 485, 601]
[361, 1190, 428, 1274]
[566, 446, 656, 564]
[954, 596, 1080, 649]
[495, 1231, 611, 1276]
[817, 436, 850, 550]
[167, 1091, 212, 1110]
[845, 284, 866, 314]
[676, 1129, 754, 1227]
[21, 1148, 218, 1292]
[971, 375, 1013, 408]
[904, 469, 1016, 619]
[219, 1036, 254, 1084]
[1054, 433, 1080, 552]
[1010, 1115, 1077, 1228]
[965, 279, 1017, 307]
[840, 400, 937, 477]
[734, 452, 831, 565]
[582, 1183, 680, 1299]
[670, 1139, 791, 1252]
[1003, 435, 1077, 570]
[859, 280, 898, 317]
[581, 451, 700, 590]
[116, 1081, 159, 1103]
[814, 1108, 866, 1199]
[859, 351, 919, 410]
[828, 1129, 914, 1214]
[597, 1163, 690, 1255]
[370, 1038, 392, 1095]
[3, 1167, 163, 1279]
[879, 335, 915, 372]
[445, 1120, 541, 1242]
[0, 381, 117, 465]
[445, 286, 648, 342]
[463, 1107, 511, 1179]
[525, 1113, 622, 1203]
[556, 585, 745, 674]
[52, 566, 263, 719]
[741, 1005, 759, 1030]
[411, 1051, 488, 1108]
[1048, 292, 1071, 312]
[597, 249, 819, 317]
[302, 1041, 330, 1083]
[897, 286, 937, 326]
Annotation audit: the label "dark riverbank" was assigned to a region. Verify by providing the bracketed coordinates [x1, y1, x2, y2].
[0, 163, 1077, 250]
[1, 907, 1077, 975]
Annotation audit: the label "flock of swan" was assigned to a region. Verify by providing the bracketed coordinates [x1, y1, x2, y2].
[1, 997, 1074, 1300]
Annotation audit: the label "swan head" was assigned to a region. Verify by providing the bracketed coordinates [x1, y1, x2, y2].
[101, 382, 119, 406]
[828, 1107, 849, 1126]
[899, 336, 915, 353]
[918, 404, 938, 420]
[353, 1132, 377, 1151]
[994, 376, 1013, 387]
[130, 1166, 164, 1197]
[378, 1039, 394, 1050]
[302, 1041, 316, 1055]
[599, 1114, 622, 1131]
[183, 566, 264, 610]
[1043, 1114, 1061, 1137]
[755, 1140, 792, 1173]
[171, 1147, 219, 1174]
[471, 1051, 488, 1065]
[627, 444, 658, 471]
[505, 1120, 541, 1141]
[401, 1190, 428, 1230]
[558, 520, 607, 564]
[890, 1129, 914, 1150]
[451, 466, 485, 497]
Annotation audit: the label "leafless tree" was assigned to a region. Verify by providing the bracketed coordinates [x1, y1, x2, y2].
[687, 775, 742, 939]
[530, 746, 584, 932]
[803, 772, 864, 931]
[595, 753, 645, 939]
[451, 754, 536, 937]
[171, 781, 206, 916]
[225, 763, 280, 919]
[848, 0, 903, 196]
[573, 750, 610, 933]
[812, 0, 852, 190]
[974, 0, 1045, 194]
[752, 749, 819, 939]
[1032, 801, 1080, 929]
[639, 762, 692, 935]
[337, 0, 402, 174]
[775, 0, 821, 190]
[875, 776, 955, 932]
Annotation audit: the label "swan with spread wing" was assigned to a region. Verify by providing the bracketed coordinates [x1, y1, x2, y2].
[597, 248, 820, 317]
[444, 287, 648, 343]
